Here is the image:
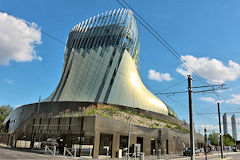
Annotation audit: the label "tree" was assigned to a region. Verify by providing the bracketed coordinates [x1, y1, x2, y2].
[208, 132, 236, 147]
[223, 134, 235, 147]
[208, 132, 219, 145]
[0, 105, 13, 132]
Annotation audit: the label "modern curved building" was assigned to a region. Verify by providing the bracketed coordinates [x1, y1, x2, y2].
[45, 8, 176, 117]
[5, 8, 176, 134]
[1, 9, 200, 158]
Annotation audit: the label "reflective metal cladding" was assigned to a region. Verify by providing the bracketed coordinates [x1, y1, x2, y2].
[46, 9, 176, 117]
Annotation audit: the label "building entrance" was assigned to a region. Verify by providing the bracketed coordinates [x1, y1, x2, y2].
[137, 137, 143, 152]
[151, 139, 155, 155]
[99, 133, 113, 156]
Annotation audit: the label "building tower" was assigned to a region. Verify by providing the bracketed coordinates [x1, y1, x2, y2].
[223, 113, 228, 135]
[231, 114, 237, 140]
[4, 9, 179, 135]
[45, 9, 176, 117]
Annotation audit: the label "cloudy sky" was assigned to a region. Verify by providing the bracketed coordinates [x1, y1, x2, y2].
[1, 0, 240, 139]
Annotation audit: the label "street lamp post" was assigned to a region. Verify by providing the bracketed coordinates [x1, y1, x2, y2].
[37, 96, 41, 114]
[127, 116, 132, 160]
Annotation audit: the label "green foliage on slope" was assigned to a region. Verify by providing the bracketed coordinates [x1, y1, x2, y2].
[59, 105, 189, 133]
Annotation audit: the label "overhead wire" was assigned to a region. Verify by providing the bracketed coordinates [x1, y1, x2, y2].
[196, 112, 240, 115]
[0, 8, 148, 95]
[2, 6, 233, 112]
[0, 8, 174, 92]
[155, 79, 186, 93]
[0, 9, 65, 45]
[116, 0, 233, 111]
[116, 0, 206, 84]
[1, 8, 184, 111]
[3, 4, 237, 132]
[1, 6, 236, 125]
[165, 96, 189, 112]
[1, 7, 189, 98]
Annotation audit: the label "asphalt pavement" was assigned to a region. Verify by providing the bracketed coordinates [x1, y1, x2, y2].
[0, 144, 240, 160]
[0, 144, 65, 159]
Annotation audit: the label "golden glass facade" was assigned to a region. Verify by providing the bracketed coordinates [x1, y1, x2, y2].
[45, 9, 176, 117]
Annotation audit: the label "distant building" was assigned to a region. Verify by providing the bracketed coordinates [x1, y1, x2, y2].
[231, 114, 237, 140]
[223, 113, 228, 135]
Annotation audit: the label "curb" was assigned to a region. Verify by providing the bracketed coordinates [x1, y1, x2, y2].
[211, 157, 232, 160]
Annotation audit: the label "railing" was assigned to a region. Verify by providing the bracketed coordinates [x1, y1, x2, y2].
[44, 145, 56, 156]
[125, 152, 145, 160]
[63, 146, 77, 158]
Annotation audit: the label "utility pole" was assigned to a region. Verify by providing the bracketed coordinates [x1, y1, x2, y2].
[188, 75, 195, 160]
[155, 75, 226, 159]
[217, 103, 224, 159]
[204, 128, 207, 160]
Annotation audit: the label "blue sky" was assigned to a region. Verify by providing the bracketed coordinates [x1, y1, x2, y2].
[1, 0, 240, 138]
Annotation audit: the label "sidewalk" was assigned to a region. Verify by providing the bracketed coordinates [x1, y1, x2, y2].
[0, 143, 239, 160]
[115, 152, 239, 160]
[147, 152, 239, 160]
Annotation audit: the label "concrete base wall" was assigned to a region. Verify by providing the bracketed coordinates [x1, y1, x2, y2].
[8, 114, 204, 158]
[0, 133, 11, 145]
[6, 102, 189, 134]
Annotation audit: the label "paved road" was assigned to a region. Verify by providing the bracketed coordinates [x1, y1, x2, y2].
[157, 152, 240, 160]
[0, 145, 66, 159]
[139, 152, 240, 160]
[229, 154, 240, 160]
[193, 152, 240, 160]
[1, 144, 240, 160]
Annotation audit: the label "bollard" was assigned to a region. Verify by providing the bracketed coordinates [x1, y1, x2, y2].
[90, 148, 92, 159]
[107, 147, 109, 160]
[74, 146, 77, 157]
[164, 149, 166, 159]
[153, 149, 155, 160]
[134, 150, 136, 160]
[53, 146, 56, 156]
[158, 149, 161, 159]
[45, 145, 47, 154]
[142, 152, 145, 160]
[63, 147, 66, 156]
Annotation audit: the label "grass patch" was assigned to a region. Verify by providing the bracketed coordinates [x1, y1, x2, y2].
[57, 105, 189, 132]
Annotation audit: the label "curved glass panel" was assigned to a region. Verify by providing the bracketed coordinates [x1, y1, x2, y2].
[44, 9, 176, 118]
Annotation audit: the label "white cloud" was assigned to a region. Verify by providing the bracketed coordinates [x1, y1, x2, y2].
[4, 78, 14, 84]
[200, 97, 216, 103]
[176, 55, 240, 84]
[0, 12, 42, 65]
[226, 94, 240, 105]
[216, 100, 225, 104]
[148, 69, 172, 82]
[197, 124, 218, 132]
[200, 97, 225, 104]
